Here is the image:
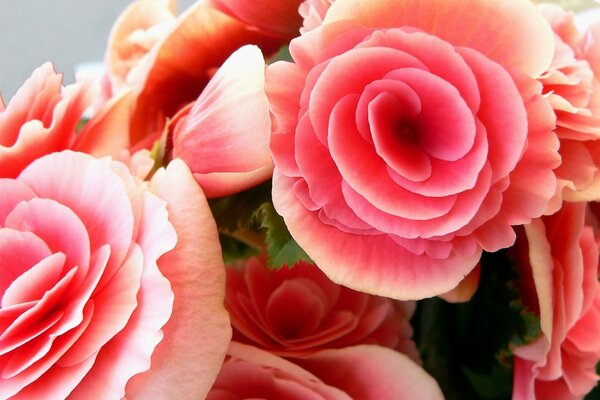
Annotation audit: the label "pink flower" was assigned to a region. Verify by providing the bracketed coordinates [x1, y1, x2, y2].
[225, 255, 419, 360]
[538, 5, 600, 205]
[512, 202, 600, 400]
[171, 45, 273, 198]
[0, 152, 231, 399]
[0, 63, 94, 178]
[268, 0, 560, 299]
[208, 342, 443, 399]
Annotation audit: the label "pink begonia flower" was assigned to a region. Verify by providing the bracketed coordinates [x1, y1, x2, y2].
[225, 255, 419, 360]
[205, 0, 304, 39]
[101, 0, 282, 148]
[171, 45, 273, 198]
[267, 0, 560, 300]
[0, 63, 95, 178]
[208, 342, 443, 399]
[512, 202, 600, 400]
[538, 5, 600, 207]
[0, 151, 230, 399]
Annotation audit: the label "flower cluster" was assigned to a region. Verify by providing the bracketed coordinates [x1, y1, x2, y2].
[1, 0, 600, 399]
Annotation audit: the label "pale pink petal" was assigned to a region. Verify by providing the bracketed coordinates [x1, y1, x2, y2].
[125, 159, 231, 399]
[193, 165, 274, 199]
[2, 252, 66, 307]
[18, 151, 134, 284]
[68, 193, 174, 399]
[173, 45, 273, 197]
[0, 229, 52, 299]
[0, 179, 36, 224]
[298, 345, 444, 399]
[4, 198, 91, 282]
[439, 264, 481, 303]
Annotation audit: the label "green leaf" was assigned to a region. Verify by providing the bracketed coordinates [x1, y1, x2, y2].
[256, 202, 312, 269]
[219, 233, 259, 264]
[209, 181, 273, 233]
[462, 364, 512, 400]
[268, 45, 292, 63]
[413, 250, 541, 399]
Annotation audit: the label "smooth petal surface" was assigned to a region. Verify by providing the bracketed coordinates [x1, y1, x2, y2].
[173, 45, 273, 197]
[298, 345, 444, 400]
[126, 159, 231, 400]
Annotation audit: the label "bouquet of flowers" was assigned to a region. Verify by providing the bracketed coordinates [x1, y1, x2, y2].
[1, 0, 600, 398]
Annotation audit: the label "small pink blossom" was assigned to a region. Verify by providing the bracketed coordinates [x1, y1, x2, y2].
[513, 202, 600, 400]
[225, 255, 419, 360]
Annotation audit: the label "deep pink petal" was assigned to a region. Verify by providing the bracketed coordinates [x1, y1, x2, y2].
[272, 171, 480, 300]
[4, 198, 91, 285]
[207, 0, 303, 37]
[18, 151, 134, 285]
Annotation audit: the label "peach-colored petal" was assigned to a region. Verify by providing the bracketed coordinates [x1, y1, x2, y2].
[0, 63, 95, 178]
[173, 45, 273, 197]
[297, 345, 444, 400]
[129, 3, 280, 144]
[211, 342, 350, 399]
[323, 0, 554, 77]
[105, 0, 176, 93]
[125, 159, 231, 399]
[73, 89, 135, 158]
[439, 264, 481, 303]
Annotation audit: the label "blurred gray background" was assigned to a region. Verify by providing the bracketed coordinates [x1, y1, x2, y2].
[0, 0, 194, 100]
[0, 0, 598, 101]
